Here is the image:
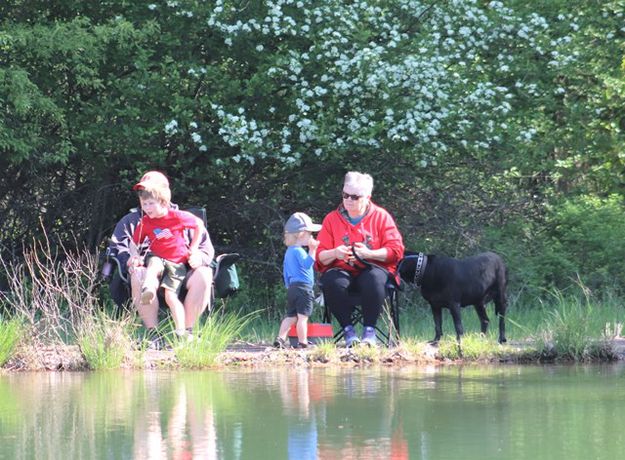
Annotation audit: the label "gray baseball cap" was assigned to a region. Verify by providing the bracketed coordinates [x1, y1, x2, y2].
[284, 212, 322, 233]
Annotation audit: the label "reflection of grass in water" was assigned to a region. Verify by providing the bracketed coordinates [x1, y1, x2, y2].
[0, 317, 23, 366]
[174, 309, 258, 368]
[0, 380, 21, 431]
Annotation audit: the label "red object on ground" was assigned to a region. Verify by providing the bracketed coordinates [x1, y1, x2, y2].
[288, 323, 333, 346]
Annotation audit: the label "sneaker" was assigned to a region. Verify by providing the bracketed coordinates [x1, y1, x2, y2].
[273, 337, 288, 349]
[173, 329, 196, 344]
[147, 336, 164, 350]
[361, 326, 377, 347]
[140, 287, 156, 305]
[184, 332, 196, 343]
[297, 341, 314, 349]
[344, 325, 360, 348]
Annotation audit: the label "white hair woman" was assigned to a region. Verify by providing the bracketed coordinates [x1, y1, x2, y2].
[315, 172, 405, 346]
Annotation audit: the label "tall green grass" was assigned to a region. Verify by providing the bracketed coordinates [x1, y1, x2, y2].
[437, 333, 501, 360]
[530, 289, 620, 361]
[77, 311, 136, 370]
[174, 309, 258, 368]
[0, 318, 23, 367]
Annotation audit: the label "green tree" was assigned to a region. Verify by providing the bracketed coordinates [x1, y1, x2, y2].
[1, 1, 625, 301]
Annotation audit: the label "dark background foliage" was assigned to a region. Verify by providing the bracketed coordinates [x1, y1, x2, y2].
[2, 1, 625, 306]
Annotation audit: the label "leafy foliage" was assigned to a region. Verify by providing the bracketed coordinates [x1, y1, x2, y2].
[1, 1, 625, 309]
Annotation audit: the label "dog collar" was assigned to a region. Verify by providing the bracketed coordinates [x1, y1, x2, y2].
[414, 253, 427, 287]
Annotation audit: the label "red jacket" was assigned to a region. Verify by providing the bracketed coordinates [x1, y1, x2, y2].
[315, 202, 404, 277]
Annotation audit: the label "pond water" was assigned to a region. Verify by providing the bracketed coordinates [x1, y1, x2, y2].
[1, 364, 624, 459]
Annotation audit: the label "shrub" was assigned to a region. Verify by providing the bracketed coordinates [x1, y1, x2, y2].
[542, 194, 625, 292]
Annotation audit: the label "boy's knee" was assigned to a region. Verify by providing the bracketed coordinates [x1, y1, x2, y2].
[164, 288, 181, 303]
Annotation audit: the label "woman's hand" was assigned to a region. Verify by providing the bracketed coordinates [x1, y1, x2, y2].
[318, 244, 357, 265]
[353, 242, 388, 263]
[352, 242, 371, 260]
[334, 244, 352, 262]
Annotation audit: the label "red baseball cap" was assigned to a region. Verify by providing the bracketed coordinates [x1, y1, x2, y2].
[132, 171, 169, 190]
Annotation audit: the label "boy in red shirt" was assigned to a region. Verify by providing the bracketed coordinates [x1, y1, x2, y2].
[129, 179, 204, 338]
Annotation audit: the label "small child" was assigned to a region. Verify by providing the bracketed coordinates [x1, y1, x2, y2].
[129, 177, 204, 339]
[274, 212, 321, 349]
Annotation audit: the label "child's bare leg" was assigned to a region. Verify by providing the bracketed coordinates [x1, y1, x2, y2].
[296, 314, 309, 344]
[277, 316, 297, 341]
[131, 268, 159, 327]
[164, 289, 186, 334]
[141, 259, 163, 304]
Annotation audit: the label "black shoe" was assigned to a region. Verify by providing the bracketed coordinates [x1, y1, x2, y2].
[297, 341, 314, 349]
[273, 337, 288, 349]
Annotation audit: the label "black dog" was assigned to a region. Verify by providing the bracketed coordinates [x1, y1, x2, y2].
[398, 251, 508, 344]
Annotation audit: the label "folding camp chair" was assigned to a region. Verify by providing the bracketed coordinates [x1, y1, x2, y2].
[211, 253, 240, 300]
[101, 206, 239, 308]
[102, 249, 240, 308]
[320, 272, 401, 347]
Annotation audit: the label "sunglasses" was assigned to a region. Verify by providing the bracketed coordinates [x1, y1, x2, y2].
[342, 192, 363, 201]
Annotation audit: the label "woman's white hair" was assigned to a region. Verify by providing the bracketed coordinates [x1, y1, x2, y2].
[344, 171, 374, 196]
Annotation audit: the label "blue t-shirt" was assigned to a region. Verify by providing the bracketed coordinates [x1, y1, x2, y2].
[283, 246, 315, 287]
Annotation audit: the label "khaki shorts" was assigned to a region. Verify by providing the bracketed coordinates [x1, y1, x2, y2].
[145, 255, 188, 296]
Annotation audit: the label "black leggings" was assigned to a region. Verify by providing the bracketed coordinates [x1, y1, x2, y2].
[320, 266, 389, 328]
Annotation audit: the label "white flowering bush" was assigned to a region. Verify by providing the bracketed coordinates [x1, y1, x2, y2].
[201, 0, 558, 166]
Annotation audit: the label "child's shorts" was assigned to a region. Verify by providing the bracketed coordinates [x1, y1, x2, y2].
[145, 255, 188, 296]
[286, 282, 314, 317]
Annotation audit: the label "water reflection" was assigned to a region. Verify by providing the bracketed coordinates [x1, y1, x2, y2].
[132, 372, 217, 459]
[0, 364, 624, 459]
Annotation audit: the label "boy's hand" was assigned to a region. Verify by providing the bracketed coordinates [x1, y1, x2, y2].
[308, 238, 319, 251]
[127, 256, 143, 273]
[127, 256, 142, 267]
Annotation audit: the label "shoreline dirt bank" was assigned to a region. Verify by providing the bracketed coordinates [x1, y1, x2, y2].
[3, 338, 625, 372]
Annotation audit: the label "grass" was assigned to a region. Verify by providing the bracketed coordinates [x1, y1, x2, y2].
[530, 289, 621, 361]
[437, 333, 511, 361]
[1, 238, 623, 369]
[173, 309, 258, 368]
[308, 341, 337, 363]
[0, 318, 23, 367]
[77, 311, 136, 370]
[396, 338, 428, 356]
[348, 342, 382, 362]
